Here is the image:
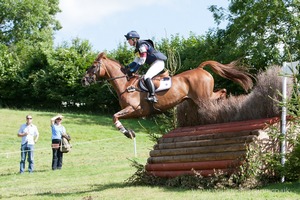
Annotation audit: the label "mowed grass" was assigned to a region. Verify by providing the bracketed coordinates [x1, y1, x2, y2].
[0, 108, 299, 200]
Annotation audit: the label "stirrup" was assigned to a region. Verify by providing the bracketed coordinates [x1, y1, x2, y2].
[146, 95, 158, 103]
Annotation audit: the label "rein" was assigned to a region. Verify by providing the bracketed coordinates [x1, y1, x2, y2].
[88, 59, 142, 94]
[95, 60, 127, 81]
[106, 75, 127, 81]
[87, 57, 162, 112]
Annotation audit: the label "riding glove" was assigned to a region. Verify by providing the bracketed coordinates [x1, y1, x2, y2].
[127, 62, 141, 73]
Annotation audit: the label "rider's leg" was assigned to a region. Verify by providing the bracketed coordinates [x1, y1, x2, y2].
[144, 78, 157, 103]
[144, 60, 164, 103]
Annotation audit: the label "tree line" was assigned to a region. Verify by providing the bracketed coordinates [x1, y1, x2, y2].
[0, 0, 299, 113]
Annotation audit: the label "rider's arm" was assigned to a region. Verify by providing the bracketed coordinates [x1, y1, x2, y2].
[127, 44, 148, 73]
[136, 44, 147, 65]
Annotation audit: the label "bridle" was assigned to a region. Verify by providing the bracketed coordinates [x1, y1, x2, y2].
[84, 59, 128, 85]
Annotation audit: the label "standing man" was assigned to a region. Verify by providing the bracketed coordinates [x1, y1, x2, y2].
[17, 114, 39, 174]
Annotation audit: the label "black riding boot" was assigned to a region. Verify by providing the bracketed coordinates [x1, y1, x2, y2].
[145, 78, 158, 103]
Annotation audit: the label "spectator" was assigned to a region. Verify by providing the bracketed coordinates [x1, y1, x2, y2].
[17, 114, 39, 174]
[50, 114, 66, 170]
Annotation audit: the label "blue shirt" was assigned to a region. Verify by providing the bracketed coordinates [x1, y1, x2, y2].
[51, 124, 66, 139]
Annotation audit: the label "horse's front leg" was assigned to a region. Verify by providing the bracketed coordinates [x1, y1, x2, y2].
[113, 106, 137, 139]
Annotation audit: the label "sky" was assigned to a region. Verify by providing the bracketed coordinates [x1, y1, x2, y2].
[54, 0, 230, 52]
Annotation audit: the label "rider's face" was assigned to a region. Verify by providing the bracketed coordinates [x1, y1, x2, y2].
[127, 38, 135, 46]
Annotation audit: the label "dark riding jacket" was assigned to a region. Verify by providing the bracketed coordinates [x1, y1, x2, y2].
[135, 40, 167, 64]
[128, 40, 167, 73]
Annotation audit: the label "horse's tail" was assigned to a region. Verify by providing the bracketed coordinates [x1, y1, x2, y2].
[197, 60, 253, 92]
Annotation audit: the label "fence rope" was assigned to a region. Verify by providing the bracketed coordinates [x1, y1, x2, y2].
[0, 136, 125, 157]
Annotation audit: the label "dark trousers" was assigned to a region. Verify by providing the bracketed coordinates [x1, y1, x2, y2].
[52, 139, 63, 170]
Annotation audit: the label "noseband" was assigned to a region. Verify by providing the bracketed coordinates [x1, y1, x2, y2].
[93, 61, 102, 75]
[83, 61, 102, 84]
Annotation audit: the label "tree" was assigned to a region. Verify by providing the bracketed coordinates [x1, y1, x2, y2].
[0, 0, 61, 46]
[209, 0, 300, 69]
[30, 39, 99, 109]
[0, 0, 61, 107]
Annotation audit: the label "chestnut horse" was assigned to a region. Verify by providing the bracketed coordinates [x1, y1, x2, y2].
[82, 52, 253, 139]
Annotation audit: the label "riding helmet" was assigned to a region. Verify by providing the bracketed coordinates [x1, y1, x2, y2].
[124, 31, 140, 40]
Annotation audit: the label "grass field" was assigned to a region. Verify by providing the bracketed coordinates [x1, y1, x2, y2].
[0, 108, 299, 200]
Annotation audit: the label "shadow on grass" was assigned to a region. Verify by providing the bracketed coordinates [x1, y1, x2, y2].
[5, 180, 300, 199]
[0, 169, 49, 177]
[34, 182, 131, 198]
[33, 182, 187, 199]
[3, 182, 130, 199]
[35, 181, 299, 197]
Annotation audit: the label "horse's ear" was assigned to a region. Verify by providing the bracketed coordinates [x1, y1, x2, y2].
[98, 52, 107, 59]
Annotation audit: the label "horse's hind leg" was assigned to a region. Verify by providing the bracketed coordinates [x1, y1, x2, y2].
[113, 106, 136, 139]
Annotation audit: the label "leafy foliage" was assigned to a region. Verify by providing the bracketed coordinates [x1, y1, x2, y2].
[209, 0, 300, 69]
[0, 0, 299, 114]
[0, 0, 61, 46]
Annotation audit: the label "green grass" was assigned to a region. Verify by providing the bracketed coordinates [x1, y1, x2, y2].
[0, 108, 299, 200]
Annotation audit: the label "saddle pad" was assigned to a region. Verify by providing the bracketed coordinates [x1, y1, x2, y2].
[139, 77, 172, 92]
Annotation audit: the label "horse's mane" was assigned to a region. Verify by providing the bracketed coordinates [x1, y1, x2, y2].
[98, 52, 123, 68]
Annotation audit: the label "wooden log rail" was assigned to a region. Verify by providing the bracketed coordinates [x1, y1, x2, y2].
[163, 117, 280, 138]
[167, 117, 280, 136]
[150, 143, 248, 157]
[146, 160, 240, 171]
[148, 169, 234, 178]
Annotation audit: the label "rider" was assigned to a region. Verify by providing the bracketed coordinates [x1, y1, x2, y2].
[124, 30, 167, 103]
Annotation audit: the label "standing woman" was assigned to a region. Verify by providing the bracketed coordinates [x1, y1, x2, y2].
[50, 114, 66, 170]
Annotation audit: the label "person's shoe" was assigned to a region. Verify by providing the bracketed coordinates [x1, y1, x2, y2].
[147, 95, 158, 103]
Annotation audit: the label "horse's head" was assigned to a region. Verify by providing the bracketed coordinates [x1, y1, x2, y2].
[81, 60, 102, 86]
[82, 52, 130, 87]
[81, 53, 106, 87]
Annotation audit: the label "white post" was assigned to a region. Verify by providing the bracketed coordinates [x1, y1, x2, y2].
[280, 74, 287, 183]
[281, 61, 299, 183]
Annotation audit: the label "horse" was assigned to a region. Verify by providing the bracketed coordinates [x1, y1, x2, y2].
[82, 52, 253, 139]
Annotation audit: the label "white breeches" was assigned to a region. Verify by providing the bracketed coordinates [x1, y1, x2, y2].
[144, 60, 165, 80]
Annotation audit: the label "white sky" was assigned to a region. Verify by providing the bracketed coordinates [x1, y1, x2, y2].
[54, 0, 229, 52]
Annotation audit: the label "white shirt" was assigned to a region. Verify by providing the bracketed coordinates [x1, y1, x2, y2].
[18, 124, 39, 145]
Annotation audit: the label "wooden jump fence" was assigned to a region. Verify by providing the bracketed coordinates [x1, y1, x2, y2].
[145, 117, 280, 178]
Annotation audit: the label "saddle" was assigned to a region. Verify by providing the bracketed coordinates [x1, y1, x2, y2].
[139, 71, 172, 92]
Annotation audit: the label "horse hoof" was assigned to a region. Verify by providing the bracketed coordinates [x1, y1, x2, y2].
[123, 129, 136, 139]
[129, 130, 136, 138]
